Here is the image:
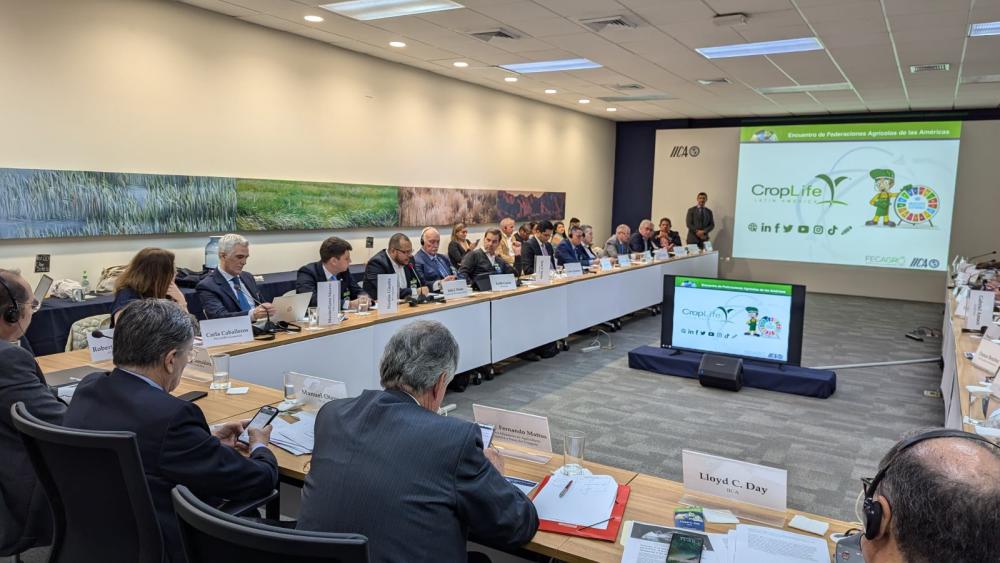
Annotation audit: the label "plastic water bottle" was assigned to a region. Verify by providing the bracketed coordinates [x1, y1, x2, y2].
[81, 270, 90, 295]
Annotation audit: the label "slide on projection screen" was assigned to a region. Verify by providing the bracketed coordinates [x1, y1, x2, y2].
[732, 121, 961, 271]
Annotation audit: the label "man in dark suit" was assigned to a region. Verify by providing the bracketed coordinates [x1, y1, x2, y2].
[685, 192, 715, 248]
[363, 233, 428, 301]
[555, 226, 592, 267]
[297, 321, 538, 562]
[413, 226, 459, 291]
[520, 219, 556, 275]
[195, 233, 275, 320]
[63, 300, 278, 563]
[629, 219, 657, 253]
[0, 269, 66, 557]
[460, 228, 521, 282]
[296, 236, 363, 308]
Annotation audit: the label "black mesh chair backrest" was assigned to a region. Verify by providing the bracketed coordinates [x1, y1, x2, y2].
[10, 402, 163, 563]
[171, 486, 369, 563]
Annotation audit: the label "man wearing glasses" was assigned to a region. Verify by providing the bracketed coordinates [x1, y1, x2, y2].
[363, 233, 429, 302]
[0, 269, 66, 558]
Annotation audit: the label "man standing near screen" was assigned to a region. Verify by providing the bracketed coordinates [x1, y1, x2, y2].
[685, 192, 715, 248]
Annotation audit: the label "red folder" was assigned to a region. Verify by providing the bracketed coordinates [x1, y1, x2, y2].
[530, 474, 631, 542]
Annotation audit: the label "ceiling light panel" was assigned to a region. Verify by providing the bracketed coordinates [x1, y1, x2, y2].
[969, 21, 1000, 37]
[499, 58, 602, 74]
[696, 37, 823, 59]
[320, 0, 464, 22]
[756, 82, 852, 94]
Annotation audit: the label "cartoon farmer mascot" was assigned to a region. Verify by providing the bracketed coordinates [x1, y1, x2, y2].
[745, 307, 760, 337]
[866, 168, 898, 227]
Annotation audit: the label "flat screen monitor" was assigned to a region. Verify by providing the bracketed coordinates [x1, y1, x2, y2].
[661, 275, 806, 365]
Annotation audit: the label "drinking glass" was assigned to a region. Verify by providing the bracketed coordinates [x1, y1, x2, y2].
[209, 353, 230, 390]
[307, 307, 319, 329]
[562, 431, 586, 475]
[357, 293, 371, 315]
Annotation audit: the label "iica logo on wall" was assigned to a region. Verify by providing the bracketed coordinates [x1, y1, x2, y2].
[669, 145, 700, 158]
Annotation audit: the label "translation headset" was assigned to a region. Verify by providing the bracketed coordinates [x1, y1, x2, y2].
[419, 227, 433, 246]
[0, 275, 20, 324]
[861, 428, 997, 540]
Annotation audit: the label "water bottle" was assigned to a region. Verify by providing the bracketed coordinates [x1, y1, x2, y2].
[204, 236, 222, 269]
[81, 270, 90, 295]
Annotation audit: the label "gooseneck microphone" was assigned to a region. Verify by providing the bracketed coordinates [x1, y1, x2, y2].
[91, 329, 113, 340]
[968, 250, 997, 262]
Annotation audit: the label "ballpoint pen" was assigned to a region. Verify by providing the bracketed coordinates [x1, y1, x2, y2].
[558, 479, 574, 498]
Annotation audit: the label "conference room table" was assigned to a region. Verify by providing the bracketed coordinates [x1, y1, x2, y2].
[941, 292, 1000, 431]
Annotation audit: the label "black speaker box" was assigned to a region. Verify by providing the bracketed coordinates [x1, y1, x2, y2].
[697, 353, 743, 391]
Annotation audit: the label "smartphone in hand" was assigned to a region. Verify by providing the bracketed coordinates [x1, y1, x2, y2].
[237, 405, 279, 444]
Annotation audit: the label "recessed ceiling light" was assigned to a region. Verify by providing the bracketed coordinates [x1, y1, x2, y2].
[697, 78, 730, 86]
[756, 82, 852, 94]
[453, 61, 469, 68]
[598, 94, 674, 102]
[606, 107, 617, 112]
[578, 99, 590, 104]
[962, 74, 1000, 84]
[500, 58, 602, 74]
[304, 15, 325, 22]
[969, 21, 1000, 37]
[544, 89, 557, 94]
[320, 0, 464, 21]
[504, 76, 518, 82]
[389, 41, 407, 48]
[696, 37, 822, 59]
[909, 63, 950, 73]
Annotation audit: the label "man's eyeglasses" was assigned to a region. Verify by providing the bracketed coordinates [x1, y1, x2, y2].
[22, 299, 41, 313]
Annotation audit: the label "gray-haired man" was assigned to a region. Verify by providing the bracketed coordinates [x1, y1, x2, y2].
[64, 300, 278, 563]
[298, 320, 538, 563]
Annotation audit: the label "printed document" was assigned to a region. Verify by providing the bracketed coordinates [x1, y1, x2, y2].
[268, 410, 316, 456]
[733, 524, 829, 563]
[532, 473, 617, 529]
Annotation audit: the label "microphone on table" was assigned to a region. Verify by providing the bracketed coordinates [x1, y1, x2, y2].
[91, 330, 113, 340]
[968, 250, 997, 262]
[234, 282, 280, 334]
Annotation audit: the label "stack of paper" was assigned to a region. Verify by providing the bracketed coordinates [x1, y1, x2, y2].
[268, 410, 316, 455]
[532, 473, 618, 530]
[620, 523, 829, 563]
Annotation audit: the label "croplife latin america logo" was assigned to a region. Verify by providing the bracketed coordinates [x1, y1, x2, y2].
[747, 173, 850, 206]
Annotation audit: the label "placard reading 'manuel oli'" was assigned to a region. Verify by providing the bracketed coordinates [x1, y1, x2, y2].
[681, 450, 787, 513]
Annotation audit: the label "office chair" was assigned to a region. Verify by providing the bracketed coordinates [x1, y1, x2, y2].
[172, 486, 370, 563]
[10, 402, 163, 563]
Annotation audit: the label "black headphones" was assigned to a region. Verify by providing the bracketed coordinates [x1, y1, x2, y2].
[0, 276, 20, 324]
[862, 429, 996, 540]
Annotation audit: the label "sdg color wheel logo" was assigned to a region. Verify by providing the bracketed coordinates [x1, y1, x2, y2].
[894, 185, 940, 227]
[758, 316, 783, 338]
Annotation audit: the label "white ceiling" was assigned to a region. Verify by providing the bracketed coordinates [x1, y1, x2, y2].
[178, 0, 1000, 121]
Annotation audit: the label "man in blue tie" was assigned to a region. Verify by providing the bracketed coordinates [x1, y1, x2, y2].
[555, 226, 592, 267]
[296, 236, 364, 308]
[413, 227, 459, 292]
[196, 233, 275, 320]
[604, 224, 631, 258]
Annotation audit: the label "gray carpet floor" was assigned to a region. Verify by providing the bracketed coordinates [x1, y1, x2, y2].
[446, 292, 946, 524]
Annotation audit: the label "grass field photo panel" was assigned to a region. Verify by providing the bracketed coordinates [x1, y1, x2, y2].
[237, 179, 399, 231]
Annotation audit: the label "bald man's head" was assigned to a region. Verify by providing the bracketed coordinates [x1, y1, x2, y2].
[864, 433, 1000, 563]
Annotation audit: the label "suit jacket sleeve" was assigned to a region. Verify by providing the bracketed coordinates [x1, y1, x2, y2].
[362, 258, 382, 301]
[555, 241, 575, 265]
[159, 402, 278, 502]
[196, 279, 245, 319]
[454, 425, 539, 550]
[521, 241, 537, 275]
[686, 207, 697, 232]
[704, 209, 715, 234]
[448, 241, 465, 269]
[628, 233, 643, 253]
[0, 346, 66, 426]
[296, 264, 320, 308]
[458, 250, 478, 280]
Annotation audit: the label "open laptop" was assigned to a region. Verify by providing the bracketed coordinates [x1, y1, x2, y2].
[272, 292, 312, 323]
[34, 274, 53, 304]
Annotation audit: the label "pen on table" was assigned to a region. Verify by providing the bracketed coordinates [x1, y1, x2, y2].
[558, 479, 574, 498]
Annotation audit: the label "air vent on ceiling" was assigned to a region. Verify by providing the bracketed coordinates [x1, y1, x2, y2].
[611, 83, 645, 91]
[598, 94, 674, 102]
[469, 28, 520, 42]
[910, 63, 950, 73]
[581, 15, 637, 33]
[697, 78, 731, 85]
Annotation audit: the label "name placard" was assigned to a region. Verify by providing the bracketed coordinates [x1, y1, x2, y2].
[643, 250, 653, 262]
[600, 257, 613, 271]
[200, 315, 253, 347]
[317, 280, 341, 326]
[704, 241, 714, 251]
[86, 328, 114, 362]
[673, 245, 689, 256]
[686, 244, 700, 254]
[489, 274, 517, 291]
[473, 404, 552, 452]
[378, 274, 398, 314]
[442, 279, 471, 298]
[284, 371, 349, 408]
[563, 262, 583, 277]
[966, 290, 996, 331]
[681, 450, 787, 513]
[535, 256, 551, 282]
[985, 322, 1000, 341]
[654, 249, 670, 261]
[187, 343, 214, 374]
[972, 338, 1000, 375]
[618, 254, 631, 267]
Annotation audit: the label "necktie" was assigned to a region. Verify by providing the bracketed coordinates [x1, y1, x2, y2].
[540, 241, 548, 256]
[232, 277, 251, 311]
[436, 256, 450, 277]
[330, 274, 337, 282]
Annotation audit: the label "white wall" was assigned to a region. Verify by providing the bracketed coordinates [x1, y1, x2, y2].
[651, 122, 999, 303]
[0, 0, 615, 285]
